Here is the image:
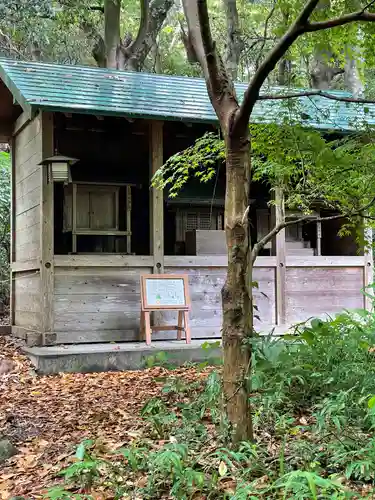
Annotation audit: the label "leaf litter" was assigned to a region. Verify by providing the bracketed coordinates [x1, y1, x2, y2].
[0, 336, 208, 498]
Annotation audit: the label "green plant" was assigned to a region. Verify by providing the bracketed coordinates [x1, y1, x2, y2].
[141, 397, 178, 438]
[54, 440, 104, 492]
[43, 307, 375, 498]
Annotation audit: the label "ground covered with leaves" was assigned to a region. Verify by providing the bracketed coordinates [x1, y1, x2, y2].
[3, 308, 375, 499]
[0, 337, 209, 498]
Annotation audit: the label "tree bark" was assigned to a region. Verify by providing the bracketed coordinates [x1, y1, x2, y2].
[183, 0, 254, 444]
[182, 0, 375, 447]
[222, 133, 253, 443]
[224, 0, 242, 80]
[344, 49, 363, 96]
[87, 0, 173, 71]
[104, 0, 121, 69]
[123, 0, 174, 71]
[310, 49, 344, 89]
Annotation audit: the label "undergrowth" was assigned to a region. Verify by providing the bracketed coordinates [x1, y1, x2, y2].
[45, 305, 375, 499]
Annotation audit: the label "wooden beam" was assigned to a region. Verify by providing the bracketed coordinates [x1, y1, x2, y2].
[274, 188, 286, 325]
[54, 254, 153, 267]
[13, 112, 31, 137]
[164, 255, 277, 267]
[11, 260, 40, 272]
[149, 121, 164, 274]
[285, 255, 365, 267]
[40, 112, 55, 345]
[316, 220, 322, 256]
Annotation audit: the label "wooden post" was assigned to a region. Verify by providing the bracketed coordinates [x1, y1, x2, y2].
[126, 185, 132, 254]
[274, 188, 286, 325]
[9, 137, 16, 329]
[40, 112, 55, 345]
[72, 183, 77, 253]
[149, 121, 164, 274]
[364, 225, 373, 312]
[316, 220, 322, 256]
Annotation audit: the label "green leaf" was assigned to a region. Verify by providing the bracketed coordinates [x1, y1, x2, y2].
[218, 460, 227, 477]
[368, 396, 375, 409]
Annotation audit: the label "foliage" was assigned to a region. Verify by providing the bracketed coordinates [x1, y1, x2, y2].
[46, 300, 375, 498]
[154, 124, 375, 235]
[0, 152, 10, 305]
[1, 0, 375, 93]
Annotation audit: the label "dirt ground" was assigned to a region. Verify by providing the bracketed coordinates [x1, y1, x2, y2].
[0, 335, 205, 498]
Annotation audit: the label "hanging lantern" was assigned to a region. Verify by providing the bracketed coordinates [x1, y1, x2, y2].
[39, 154, 78, 183]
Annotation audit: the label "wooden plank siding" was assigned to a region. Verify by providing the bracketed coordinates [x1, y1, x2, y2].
[52, 264, 276, 343]
[13, 116, 42, 263]
[13, 270, 41, 330]
[54, 266, 152, 343]
[162, 267, 276, 336]
[285, 266, 364, 323]
[52, 260, 367, 343]
[12, 115, 43, 341]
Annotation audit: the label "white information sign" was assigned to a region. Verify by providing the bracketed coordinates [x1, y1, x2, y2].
[145, 278, 185, 307]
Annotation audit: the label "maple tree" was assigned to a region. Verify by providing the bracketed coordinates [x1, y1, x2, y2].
[181, 0, 375, 443]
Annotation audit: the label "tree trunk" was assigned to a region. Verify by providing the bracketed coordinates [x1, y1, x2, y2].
[344, 49, 363, 96]
[104, 0, 121, 69]
[123, 0, 174, 71]
[224, 0, 242, 80]
[222, 131, 253, 443]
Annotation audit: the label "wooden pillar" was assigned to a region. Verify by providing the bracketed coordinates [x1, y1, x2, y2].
[40, 112, 55, 345]
[273, 187, 286, 325]
[316, 220, 322, 256]
[149, 121, 164, 274]
[364, 225, 373, 312]
[9, 137, 15, 329]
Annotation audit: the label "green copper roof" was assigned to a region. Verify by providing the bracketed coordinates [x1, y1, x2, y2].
[0, 58, 373, 131]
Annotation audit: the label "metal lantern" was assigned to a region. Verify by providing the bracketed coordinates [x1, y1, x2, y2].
[39, 154, 78, 183]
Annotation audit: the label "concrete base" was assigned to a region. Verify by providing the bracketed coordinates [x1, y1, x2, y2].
[22, 340, 222, 374]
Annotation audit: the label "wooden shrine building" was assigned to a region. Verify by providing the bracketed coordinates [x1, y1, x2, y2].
[0, 57, 373, 347]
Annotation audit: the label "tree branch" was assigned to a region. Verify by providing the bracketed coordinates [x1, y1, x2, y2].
[89, 6, 104, 13]
[197, 0, 222, 96]
[123, 0, 149, 57]
[122, 0, 174, 71]
[254, 0, 277, 70]
[234, 0, 321, 133]
[183, 0, 237, 128]
[257, 89, 375, 104]
[234, 0, 375, 134]
[251, 196, 375, 263]
[306, 10, 375, 32]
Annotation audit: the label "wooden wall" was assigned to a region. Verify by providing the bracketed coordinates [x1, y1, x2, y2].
[13, 116, 42, 262]
[52, 258, 275, 342]
[162, 266, 276, 336]
[51, 255, 367, 343]
[12, 116, 43, 335]
[285, 266, 364, 323]
[53, 263, 152, 343]
[13, 270, 41, 330]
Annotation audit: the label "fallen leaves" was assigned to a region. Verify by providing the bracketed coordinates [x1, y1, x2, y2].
[0, 336, 208, 498]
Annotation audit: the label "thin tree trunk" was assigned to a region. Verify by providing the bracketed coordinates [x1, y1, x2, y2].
[222, 133, 253, 443]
